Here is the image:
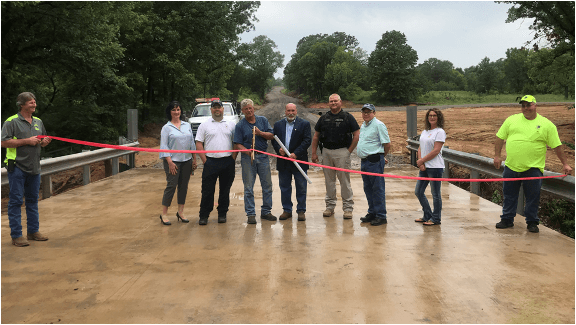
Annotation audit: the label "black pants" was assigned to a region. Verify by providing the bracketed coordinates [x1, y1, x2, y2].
[200, 156, 236, 218]
[162, 159, 193, 207]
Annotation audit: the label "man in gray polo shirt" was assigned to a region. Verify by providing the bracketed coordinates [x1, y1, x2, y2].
[195, 100, 238, 225]
[1, 92, 52, 247]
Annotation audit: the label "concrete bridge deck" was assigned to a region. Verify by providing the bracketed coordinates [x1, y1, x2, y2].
[2, 167, 574, 323]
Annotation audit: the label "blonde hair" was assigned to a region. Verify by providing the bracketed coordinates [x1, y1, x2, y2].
[240, 98, 254, 108]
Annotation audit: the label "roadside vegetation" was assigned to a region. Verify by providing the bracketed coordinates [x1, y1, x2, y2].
[283, 2, 574, 107]
[1, 1, 283, 159]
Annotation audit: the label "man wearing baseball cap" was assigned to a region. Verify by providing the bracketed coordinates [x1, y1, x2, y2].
[493, 95, 572, 233]
[357, 103, 391, 226]
[195, 100, 237, 225]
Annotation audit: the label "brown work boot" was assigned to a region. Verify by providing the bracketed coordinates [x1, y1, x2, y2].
[323, 209, 334, 217]
[297, 212, 306, 221]
[343, 211, 353, 219]
[27, 232, 49, 241]
[12, 237, 30, 247]
[279, 211, 292, 220]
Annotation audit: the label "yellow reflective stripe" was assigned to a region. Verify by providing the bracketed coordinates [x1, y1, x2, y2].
[4, 139, 17, 164]
[3, 114, 20, 164]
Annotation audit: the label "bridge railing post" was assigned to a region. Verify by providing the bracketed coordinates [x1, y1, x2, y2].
[406, 106, 417, 166]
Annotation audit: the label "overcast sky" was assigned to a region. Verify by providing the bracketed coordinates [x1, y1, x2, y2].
[239, 1, 538, 78]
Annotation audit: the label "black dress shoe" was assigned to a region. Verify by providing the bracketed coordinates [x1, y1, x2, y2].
[218, 215, 227, 223]
[160, 215, 171, 226]
[176, 212, 189, 223]
[370, 218, 387, 226]
[360, 213, 375, 223]
[199, 218, 208, 225]
[261, 213, 277, 221]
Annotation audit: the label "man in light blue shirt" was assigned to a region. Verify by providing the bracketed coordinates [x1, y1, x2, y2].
[357, 103, 391, 226]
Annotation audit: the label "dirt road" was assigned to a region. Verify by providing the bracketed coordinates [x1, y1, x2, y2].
[257, 86, 409, 171]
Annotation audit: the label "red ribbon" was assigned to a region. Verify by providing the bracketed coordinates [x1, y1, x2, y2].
[38, 135, 567, 182]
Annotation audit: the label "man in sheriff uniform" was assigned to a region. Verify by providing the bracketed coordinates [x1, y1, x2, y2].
[311, 93, 360, 219]
[1, 92, 52, 247]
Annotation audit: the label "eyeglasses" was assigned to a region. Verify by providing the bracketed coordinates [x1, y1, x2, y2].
[428, 114, 437, 118]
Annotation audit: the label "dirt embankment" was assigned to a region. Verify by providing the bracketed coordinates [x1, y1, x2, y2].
[346, 104, 574, 174]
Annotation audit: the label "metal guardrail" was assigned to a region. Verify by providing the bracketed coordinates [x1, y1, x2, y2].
[1, 142, 139, 198]
[406, 139, 575, 206]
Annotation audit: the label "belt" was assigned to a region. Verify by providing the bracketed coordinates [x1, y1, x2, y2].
[361, 153, 384, 162]
[207, 155, 232, 159]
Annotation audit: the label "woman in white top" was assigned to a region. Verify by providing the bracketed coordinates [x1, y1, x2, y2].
[159, 101, 197, 225]
[414, 108, 446, 226]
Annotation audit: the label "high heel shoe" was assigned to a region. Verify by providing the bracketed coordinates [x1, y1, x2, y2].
[176, 212, 189, 223]
[160, 215, 171, 225]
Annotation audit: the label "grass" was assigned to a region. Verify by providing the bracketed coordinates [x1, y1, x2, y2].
[282, 88, 574, 107]
[416, 91, 573, 106]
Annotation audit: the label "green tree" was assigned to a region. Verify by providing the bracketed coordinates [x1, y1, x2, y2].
[526, 48, 575, 98]
[324, 47, 368, 98]
[1, 1, 133, 146]
[503, 47, 530, 93]
[236, 35, 284, 97]
[499, 1, 574, 54]
[463, 66, 478, 92]
[475, 57, 499, 94]
[368, 30, 420, 104]
[417, 58, 455, 84]
[1, 1, 260, 154]
[283, 32, 363, 98]
[118, 1, 259, 119]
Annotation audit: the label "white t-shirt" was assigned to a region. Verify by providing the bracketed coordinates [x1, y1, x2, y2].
[420, 128, 446, 168]
[195, 118, 236, 158]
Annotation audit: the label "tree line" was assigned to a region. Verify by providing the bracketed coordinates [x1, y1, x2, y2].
[1, 1, 284, 149]
[283, 1, 575, 104]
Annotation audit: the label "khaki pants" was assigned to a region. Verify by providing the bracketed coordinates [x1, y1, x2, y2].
[321, 148, 354, 211]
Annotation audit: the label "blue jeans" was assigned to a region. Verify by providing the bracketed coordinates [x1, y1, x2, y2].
[241, 153, 273, 216]
[278, 166, 307, 213]
[501, 166, 542, 223]
[361, 157, 387, 220]
[7, 166, 41, 238]
[414, 168, 443, 223]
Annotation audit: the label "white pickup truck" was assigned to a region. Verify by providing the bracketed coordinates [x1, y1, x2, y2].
[187, 98, 242, 135]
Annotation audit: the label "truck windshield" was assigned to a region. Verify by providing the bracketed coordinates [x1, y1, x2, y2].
[193, 104, 234, 117]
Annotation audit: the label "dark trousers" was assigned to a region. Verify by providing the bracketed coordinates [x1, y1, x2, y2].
[278, 165, 308, 213]
[200, 156, 236, 219]
[360, 157, 387, 220]
[501, 166, 543, 223]
[162, 159, 193, 207]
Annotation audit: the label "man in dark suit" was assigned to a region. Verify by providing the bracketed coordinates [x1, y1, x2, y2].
[272, 103, 312, 221]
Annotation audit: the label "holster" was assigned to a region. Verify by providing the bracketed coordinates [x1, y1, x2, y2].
[7, 159, 15, 172]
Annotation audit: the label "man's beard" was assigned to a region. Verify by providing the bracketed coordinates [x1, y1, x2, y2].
[286, 115, 296, 122]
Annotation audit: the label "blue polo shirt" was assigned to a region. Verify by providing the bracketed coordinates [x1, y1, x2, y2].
[357, 117, 390, 159]
[233, 116, 273, 151]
